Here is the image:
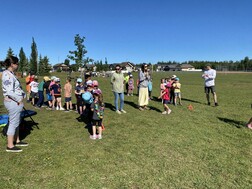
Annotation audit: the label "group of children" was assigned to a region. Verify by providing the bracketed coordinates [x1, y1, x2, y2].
[26, 73, 105, 140]
[159, 75, 182, 115]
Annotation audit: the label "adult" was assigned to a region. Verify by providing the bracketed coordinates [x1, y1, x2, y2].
[2, 56, 28, 152]
[110, 65, 126, 114]
[138, 63, 151, 110]
[202, 64, 218, 106]
[25, 71, 35, 102]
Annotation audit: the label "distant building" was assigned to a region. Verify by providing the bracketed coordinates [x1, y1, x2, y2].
[157, 63, 180, 71]
[180, 64, 195, 71]
[53, 63, 70, 72]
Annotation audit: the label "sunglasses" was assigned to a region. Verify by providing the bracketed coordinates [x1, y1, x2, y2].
[116, 68, 120, 70]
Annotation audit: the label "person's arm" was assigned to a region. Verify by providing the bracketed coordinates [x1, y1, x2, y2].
[110, 73, 115, 84]
[138, 71, 145, 82]
[2, 73, 23, 102]
[207, 70, 216, 79]
[158, 90, 166, 99]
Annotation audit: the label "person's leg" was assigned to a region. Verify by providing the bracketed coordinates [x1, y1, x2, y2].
[113, 92, 119, 111]
[174, 94, 177, 106]
[247, 117, 252, 129]
[143, 88, 149, 108]
[138, 88, 145, 108]
[213, 92, 218, 104]
[119, 93, 125, 111]
[98, 126, 102, 139]
[69, 101, 73, 110]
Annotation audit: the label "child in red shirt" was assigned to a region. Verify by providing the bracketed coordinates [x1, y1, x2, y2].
[158, 84, 172, 115]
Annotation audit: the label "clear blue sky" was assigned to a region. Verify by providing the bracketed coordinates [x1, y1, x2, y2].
[1, 0, 252, 65]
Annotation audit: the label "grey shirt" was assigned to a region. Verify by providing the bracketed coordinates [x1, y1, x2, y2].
[2, 70, 26, 102]
[138, 70, 150, 88]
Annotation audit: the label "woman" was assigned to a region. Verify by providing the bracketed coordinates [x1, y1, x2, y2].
[138, 63, 150, 110]
[2, 56, 28, 152]
[110, 65, 126, 114]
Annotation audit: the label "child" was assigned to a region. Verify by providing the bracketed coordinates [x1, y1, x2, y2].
[50, 78, 64, 110]
[29, 76, 39, 106]
[173, 77, 182, 105]
[148, 78, 153, 100]
[128, 75, 134, 96]
[64, 77, 73, 111]
[49, 76, 56, 109]
[158, 84, 172, 115]
[44, 77, 53, 109]
[36, 76, 46, 108]
[92, 80, 102, 95]
[75, 78, 84, 114]
[90, 92, 105, 139]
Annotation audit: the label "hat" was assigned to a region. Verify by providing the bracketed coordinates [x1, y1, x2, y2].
[43, 76, 50, 81]
[55, 78, 60, 82]
[93, 89, 102, 95]
[82, 92, 93, 104]
[129, 74, 133, 77]
[86, 80, 93, 86]
[171, 75, 177, 79]
[175, 77, 179, 81]
[77, 78, 82, 83]
[51, 76, 56, 80]
[92, 80, 99, 86]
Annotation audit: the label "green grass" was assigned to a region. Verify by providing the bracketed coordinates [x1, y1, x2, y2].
[0, 71, 252, 188]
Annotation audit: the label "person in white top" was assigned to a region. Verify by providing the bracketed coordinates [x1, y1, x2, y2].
[29, 76, 39, 106]
[202, 64, 218, 106]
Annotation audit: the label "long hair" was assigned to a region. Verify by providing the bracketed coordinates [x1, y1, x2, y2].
[3, 56, 19, 68]
[93, 93, 103, 106]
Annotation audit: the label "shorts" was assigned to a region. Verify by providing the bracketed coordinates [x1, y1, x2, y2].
[54, 95, 61, 99]
[205, 86, 215, 94]
[65, 97, 72, 102]
[174, 92, 181, 97]
[163, 100, 170, 104]
[92, 120, 102, 126]
[77, 98, 84, 107]
[31, 91, 38, 98]
[47, 93, 52, 101]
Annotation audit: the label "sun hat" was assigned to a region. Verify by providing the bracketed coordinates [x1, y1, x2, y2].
[55, 78, 60, 82]
[93, 89, 102, 95]
[43, 76, 50, 81]
[86, 80, 93, 86]
[175, 77, 179, 81]
[82, 92, 93, 104]
[92, 80, 99, 86]
[171, 75, 177, 79]
[77, 78, 82, 83]
[51, 76, 56, 80]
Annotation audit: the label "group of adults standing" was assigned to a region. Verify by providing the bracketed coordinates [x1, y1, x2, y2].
[110, 63, 151, 114]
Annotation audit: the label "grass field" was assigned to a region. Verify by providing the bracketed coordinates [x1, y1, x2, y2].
[0, 71, 252, 188]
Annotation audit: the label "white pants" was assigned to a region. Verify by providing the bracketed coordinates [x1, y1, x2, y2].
[138, 87, 149, 106]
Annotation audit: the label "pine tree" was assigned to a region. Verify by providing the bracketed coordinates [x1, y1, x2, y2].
[38, 55, 50, 75]
[6, 47, 14, 58]
[30, 37, 38, 73]
[18, 47, 29, 75]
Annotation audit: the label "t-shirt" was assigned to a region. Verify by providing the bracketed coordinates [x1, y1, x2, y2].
[202, 69, 216, 87]
[30, 81, 39, 93]
[44, 81, 51, 94]
[38, 81, 45, 91]
[173, 83, 181, 93]
[90, 101, 105, 121]
[64, 83, 72, 97]
[162, 88, 170, 100]
[128, 78, 134, 89]
[50, 84, 61, 96]
[75, 85, 84, 99]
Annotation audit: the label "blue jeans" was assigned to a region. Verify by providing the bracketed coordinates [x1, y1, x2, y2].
[36, 91, 44, 107]
[113, 92, 124, 111]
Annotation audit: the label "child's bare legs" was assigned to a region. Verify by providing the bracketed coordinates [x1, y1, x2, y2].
[69, 101, 73, 110]
[163, 104, 171, 114]
[32, 97, 35, 106]
[66, 101, 69, 110]
[98, 126, 102, 139]
[174, 96, 177, 106]
[79, 106, 83, 115]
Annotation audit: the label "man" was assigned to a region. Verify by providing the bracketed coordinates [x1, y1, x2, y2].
[202, 64, 218, 106]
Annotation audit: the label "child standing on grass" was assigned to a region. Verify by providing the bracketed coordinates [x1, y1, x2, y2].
[75, 78, 84, 114]
[50, 78, 64, 110]
[173, 77, 182, 106]
[64, 77, 73, 112]
[90, 92, 105, 140]
[29, 76, 39, 106]
[128, 74, 134, 96]
[158, 84, 172, 115]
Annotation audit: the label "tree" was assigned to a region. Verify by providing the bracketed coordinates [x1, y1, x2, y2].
[30, 37, 38, 73]
[67, 34, 88, 69]
[64, 59, 70, 66]
[18, 47, 29, 75]
[38, 55, 50, 75]
[6, 47, 14, 58]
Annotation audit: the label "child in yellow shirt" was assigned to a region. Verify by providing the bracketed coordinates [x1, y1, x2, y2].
[173, 78, 182, 106]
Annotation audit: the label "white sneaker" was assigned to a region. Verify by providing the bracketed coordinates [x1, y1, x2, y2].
[59, 107, 65, 110]
[167, 109, 172, 114]
[162, 111, 167, 114]
[120, 109, 127, 113]
[90, 135, 96, 140]
[56, 106, 59, 110]
[116, 110, 121, 114]
[97, 135, 102, 139]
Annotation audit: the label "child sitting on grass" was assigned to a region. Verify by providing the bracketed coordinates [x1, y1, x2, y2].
[158, 84, 172, 115]
[90, 92, 105, 140]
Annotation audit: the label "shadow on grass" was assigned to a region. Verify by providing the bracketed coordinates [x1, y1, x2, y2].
[182, 98, 202, 104]
[104, 102, 115, 111]
[76, 111, 93, 135]
[124, 100, 162, 113]
[19, 120, 39, 140]
[217, 117, 247, 128]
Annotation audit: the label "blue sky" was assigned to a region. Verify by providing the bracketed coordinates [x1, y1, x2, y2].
[1, 0, 252, 65]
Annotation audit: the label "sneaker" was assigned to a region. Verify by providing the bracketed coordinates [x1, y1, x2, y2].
[64, 109, 70, 112]
[97, 135, 102, 139]
[46, 107, 52, 110]
[162, 111, 167, 115]
[90, 135, 97, 140]
[15, 141, 29, 147]
[167, 109, 172, 115]
[6, 146, 22, 152]
[144, 106, 150, 110]
[120, 109, 127, 113]
[116, 110, 122, 114]
[59, 107, 65, 110]
[131, 94, 133, 96]
[139, 107, 144, 111]
[207, 102, 211, 106]
[56, 106, 59, 110]
[215, 102, 219, 106]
